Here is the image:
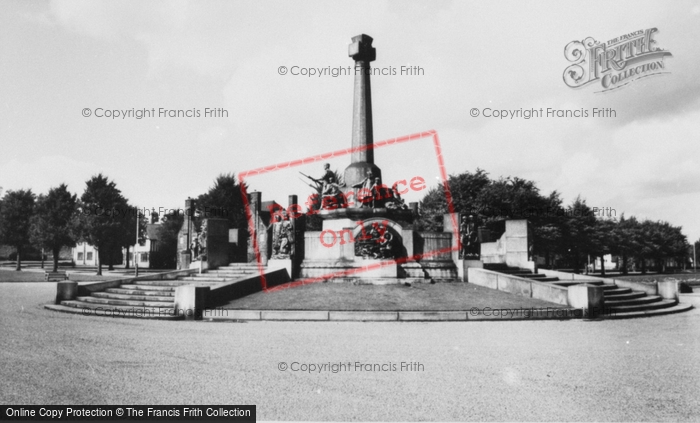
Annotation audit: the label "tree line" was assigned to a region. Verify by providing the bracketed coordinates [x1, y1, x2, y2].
[0, 173, 248, 275]
[416, 169, 694, 274]
[2, 169, 694, 275]
[0, 174, 149, 274]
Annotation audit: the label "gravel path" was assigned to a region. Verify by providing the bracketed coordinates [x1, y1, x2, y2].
[1, 283, 699, 421]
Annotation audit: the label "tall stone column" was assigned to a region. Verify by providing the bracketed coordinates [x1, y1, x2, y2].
[344, 34, 382, 190]
[177, 198, 196, 269]
[247, 192, 262, 263]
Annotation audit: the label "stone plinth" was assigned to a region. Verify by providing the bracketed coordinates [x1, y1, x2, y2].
[174, 285, 210, 320]
[55, 281, 78, 304]
[567, 284, 604, 317]
[505, 220, 529, 268]
[268, 258, 292, 279]
[459, 259, 483, 282]
[189, 260, 208, 272]
[658, 280, 679, 301]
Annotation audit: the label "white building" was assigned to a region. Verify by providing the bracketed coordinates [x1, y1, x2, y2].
[72, 242, 98, 266]
[71, 224, 165, 268]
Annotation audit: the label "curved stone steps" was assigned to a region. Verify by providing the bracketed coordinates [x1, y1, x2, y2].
[604, 295, 663, 307]
[603, 288, 633, 296]
[607, 299, 677, 313]
[486, 266, 692, 319]
[93, 292, 175, 302]
[599, 284, 619, 290]
[107, 288, 174, 296]
[179, 276, 232, 282]
[120, 284, 175, 291]
[132, 280, 193, 286]
[602, 291, 646, 301]
[45, 303, 181, 320]
[208, 272, 258, 278]
[604, 302, 693, 319]
[76, 296, 174, 308]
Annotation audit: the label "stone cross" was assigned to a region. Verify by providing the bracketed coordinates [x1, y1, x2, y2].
[344, 34, 382, 190]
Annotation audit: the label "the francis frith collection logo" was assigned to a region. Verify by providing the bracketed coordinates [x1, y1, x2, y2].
[563, 28, 672, 93]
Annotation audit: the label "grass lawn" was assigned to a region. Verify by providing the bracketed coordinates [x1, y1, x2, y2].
[0, 269, 120, 283]
[222, 281, 568, 311]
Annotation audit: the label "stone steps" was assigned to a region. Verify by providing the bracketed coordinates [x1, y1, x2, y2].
[120, 284, 175, 292]
[554, 280, 605, 287]
[607, 299, 677, 313]
[601, 291, 646, 301]
[179, 276, 233, 282]
[208, 271, 258, 276]
[93, 292, 175, 302]
[44, 264, 267, 320]
[486, 265, 692, 319]
[76, 296, 174, 308]
[107, 288, 174, 296]
[131, 280, 193, 287]
[604, 302, 693, 319]
[603, 288, 633, 296]
[604, 295, 663, 307]
[599, 284, 619, 290]
[45, 303, 182, 320]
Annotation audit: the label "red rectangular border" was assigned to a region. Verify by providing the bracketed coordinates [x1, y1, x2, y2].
[237, 129, 459, 291]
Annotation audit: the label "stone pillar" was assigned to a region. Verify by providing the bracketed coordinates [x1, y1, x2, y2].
[247, 192, 262, 263]
[177, 198, 196, 269]
[444, 213, 482, 281]
[289, 195, 301, 278]
[344, 34, 382, 191]
[443, 213, 461, 264]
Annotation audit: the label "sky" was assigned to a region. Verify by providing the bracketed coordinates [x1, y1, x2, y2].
[1, 0, 699, 242]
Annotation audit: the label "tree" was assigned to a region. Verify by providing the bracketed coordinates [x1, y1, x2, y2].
[415, 169, 490, 231]
[121, 207, 148, 269]
[559, 196, 597, 273]
[590, 218, 617, 276]
[30, 185, 79, 272]
[613, 215, 642, 274]
[195, 173, 249, 262]
[78, 174, 129, 275]
[415, 169, 562, 263]
[533, 192, 565, 268]
[0, 189, 36, 270]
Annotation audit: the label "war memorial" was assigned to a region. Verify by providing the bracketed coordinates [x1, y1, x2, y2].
[45, 35, 691, 321]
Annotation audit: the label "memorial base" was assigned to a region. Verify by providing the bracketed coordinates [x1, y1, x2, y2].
[458, 259, 483, 282]
[268, 258, 293, 279]
[189, 260, 208, 272]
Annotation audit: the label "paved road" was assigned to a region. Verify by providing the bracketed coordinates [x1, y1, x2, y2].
[1, 283, 699, 421]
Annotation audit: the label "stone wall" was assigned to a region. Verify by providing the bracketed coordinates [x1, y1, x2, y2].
[205, 218, 230, 270]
